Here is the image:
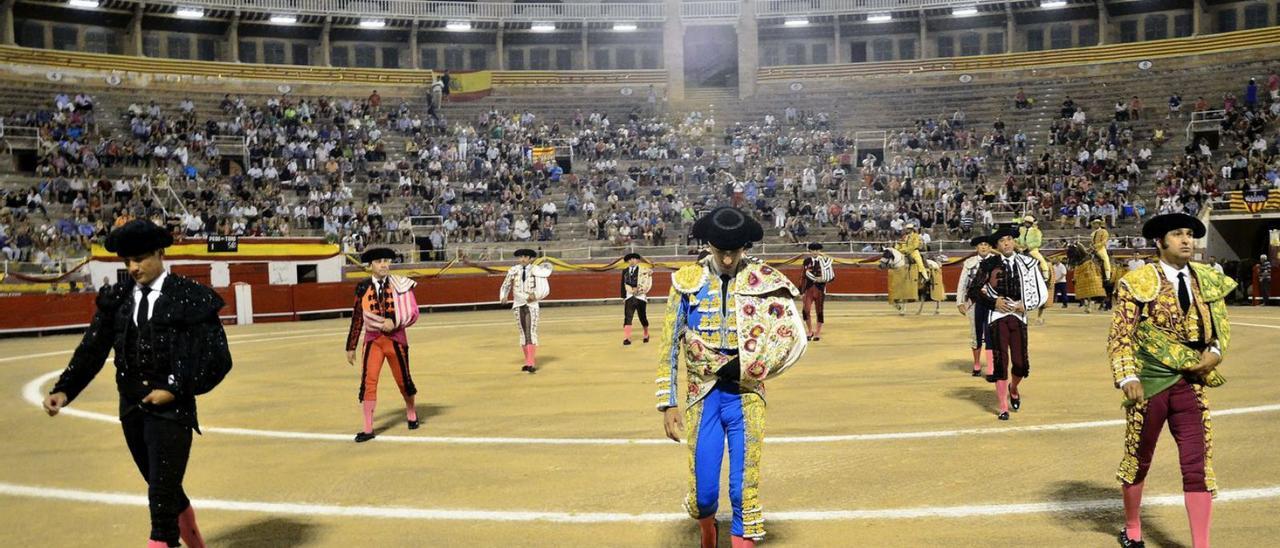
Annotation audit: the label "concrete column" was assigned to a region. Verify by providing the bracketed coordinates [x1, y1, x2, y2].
[321, 17, 331, 66]
[1096, 0, 1109, 45]
[1005, 4, 1016, 53]
[226, 13, 240, 62]
[495, 27, 505, 70]
[581, 27, 589, 69]
[127, 5, 144, 56]
[409, 20, 420, 69]
[1192, 0, 1208, 36]
[1, 0, 16, 46]
[917, 10, 927, 59]
[663, 0, 685, 100]
[736, 0, 758, 98]
[834, 20, 848, 64]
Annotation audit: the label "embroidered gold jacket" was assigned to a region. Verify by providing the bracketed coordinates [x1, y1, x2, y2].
[654, 260, 807, 410]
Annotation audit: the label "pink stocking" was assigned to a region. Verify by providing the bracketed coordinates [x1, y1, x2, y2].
[1122, 482, 1143, 541]
[1185, 491, 1212, 548]
[361, 400, 376, 433]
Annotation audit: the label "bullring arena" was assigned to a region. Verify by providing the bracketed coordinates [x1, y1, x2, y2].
[2, 299, 1279, 546]
[3, 0, 1280, 545]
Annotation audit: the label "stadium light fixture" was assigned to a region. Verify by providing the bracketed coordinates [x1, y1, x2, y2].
[360, 19, 387, 28]
[270, 14, 298, 24]
[613, 22, 637, 32]
[867, 13, 892, 23]
[68, 0, 99, 8]
[784, 18, 810, 27]
[175, 7, 204, 18]
[1041, 0, 1068, 7]
[445, 21, 472, 31]
[531, 22, 555, 33]
[952, 6, 979, 16]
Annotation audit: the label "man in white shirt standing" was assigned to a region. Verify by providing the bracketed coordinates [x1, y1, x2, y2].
[500, 249, 551, 373]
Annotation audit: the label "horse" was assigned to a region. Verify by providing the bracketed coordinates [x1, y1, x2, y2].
[1065, 241, 1112, 312]
[879, 247, 945, 315]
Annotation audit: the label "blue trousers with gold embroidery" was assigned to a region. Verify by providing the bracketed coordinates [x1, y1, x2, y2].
[684, 384, 766, 539]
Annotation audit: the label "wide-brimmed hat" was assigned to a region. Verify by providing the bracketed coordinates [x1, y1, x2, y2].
[513, 248, 538, 258]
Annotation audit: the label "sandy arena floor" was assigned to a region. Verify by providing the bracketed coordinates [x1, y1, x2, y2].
[1, 301, 1277, 547]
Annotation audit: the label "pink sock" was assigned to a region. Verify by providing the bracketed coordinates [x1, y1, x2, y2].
[521, 345, 531, 365]
[814, 323, 823, 337]
[971, 348, 982, 371]
[698, 517, 717, 548]
[643, 327, 649, 338]
[1123, 482, 1144, 541]
[529, 345, 537, 365]
[147, 541, 169, 548]
[995, 380, 1009, 413]
[624, 325, 633, 340]
[178, 505, 205, 548]
[1011, 375, 1023, 399]
[731, 536, 756, 548]
[984, 350, 994, 375]
[361, 400, 376, 433]
[404, 396, 417, 422]
[1185, 491, 1212, 548]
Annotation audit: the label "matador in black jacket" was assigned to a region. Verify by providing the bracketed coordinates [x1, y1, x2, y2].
[44, 220, 231, 548]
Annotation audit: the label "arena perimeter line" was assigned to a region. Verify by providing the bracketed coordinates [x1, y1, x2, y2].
[0, 480, 1277, 522]
[22, 367, 1280, 446]
[16, 316, 1280, 445]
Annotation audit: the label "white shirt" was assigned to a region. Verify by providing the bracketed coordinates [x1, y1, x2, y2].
[132, 271, 168, 326]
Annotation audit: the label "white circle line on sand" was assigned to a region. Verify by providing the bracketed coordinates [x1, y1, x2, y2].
[23, 370, 1280, 446]
[0, 480, 1276, 522]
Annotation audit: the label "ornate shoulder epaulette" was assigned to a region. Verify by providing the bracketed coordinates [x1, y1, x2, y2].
[1190, 262, 1238, 303]
[962, 255, 982, 269]
[737, 262, 800, 297]
[671, 264, 707, 294]
[1119, 264, 1161, 303]
[388, 275, 418, 294]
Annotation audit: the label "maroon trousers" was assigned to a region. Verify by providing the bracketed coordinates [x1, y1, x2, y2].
[987, 315, 1029, 381]
[802, 285, 825, 324]
[1129, 379, 1210, 492]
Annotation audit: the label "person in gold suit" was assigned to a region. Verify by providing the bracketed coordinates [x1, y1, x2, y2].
[1108, 213, 1235, 548]
[895, 222, 928, 283]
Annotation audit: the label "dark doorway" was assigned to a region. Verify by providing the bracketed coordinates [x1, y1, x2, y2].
[684, 26, 738, 88]
[850, 41, 868, 63]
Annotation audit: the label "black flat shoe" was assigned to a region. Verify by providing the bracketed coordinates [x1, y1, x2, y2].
[1011, 397, 1021, 411]
[407, 419, 420, 430]
[521, 365, 533, 373]
[971, 369, 982, 377]
[1117, 529, 1146, 548]
[984, 374, 999, 383]
[812, 336, 821, 341]
[643, 336, 649, 343]
[354, 431, 376, 443]
[997, 412, 1010, 421]
[623, 339, 632, 346]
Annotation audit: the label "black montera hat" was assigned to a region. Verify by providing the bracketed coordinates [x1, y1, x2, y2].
[690, 207, 764, 251]
[360, 247, 397, 263]
[104, 220, 173, 257]
[1141, 213, 1206, 240]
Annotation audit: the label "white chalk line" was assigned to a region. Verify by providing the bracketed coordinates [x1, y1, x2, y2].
[0, 480, 1277, 522]
[23, 370, 1280, 446]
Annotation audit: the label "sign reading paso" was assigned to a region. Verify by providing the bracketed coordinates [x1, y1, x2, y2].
[1230, 189, 1280, 213]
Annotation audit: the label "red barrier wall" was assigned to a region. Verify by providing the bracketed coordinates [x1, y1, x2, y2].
[10, 252, 1220, 334]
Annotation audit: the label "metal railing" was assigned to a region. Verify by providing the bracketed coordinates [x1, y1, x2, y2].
[758, 0, 1009, 17]
[59, 0, 1024, 22]
[141, 0, 667, 22]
